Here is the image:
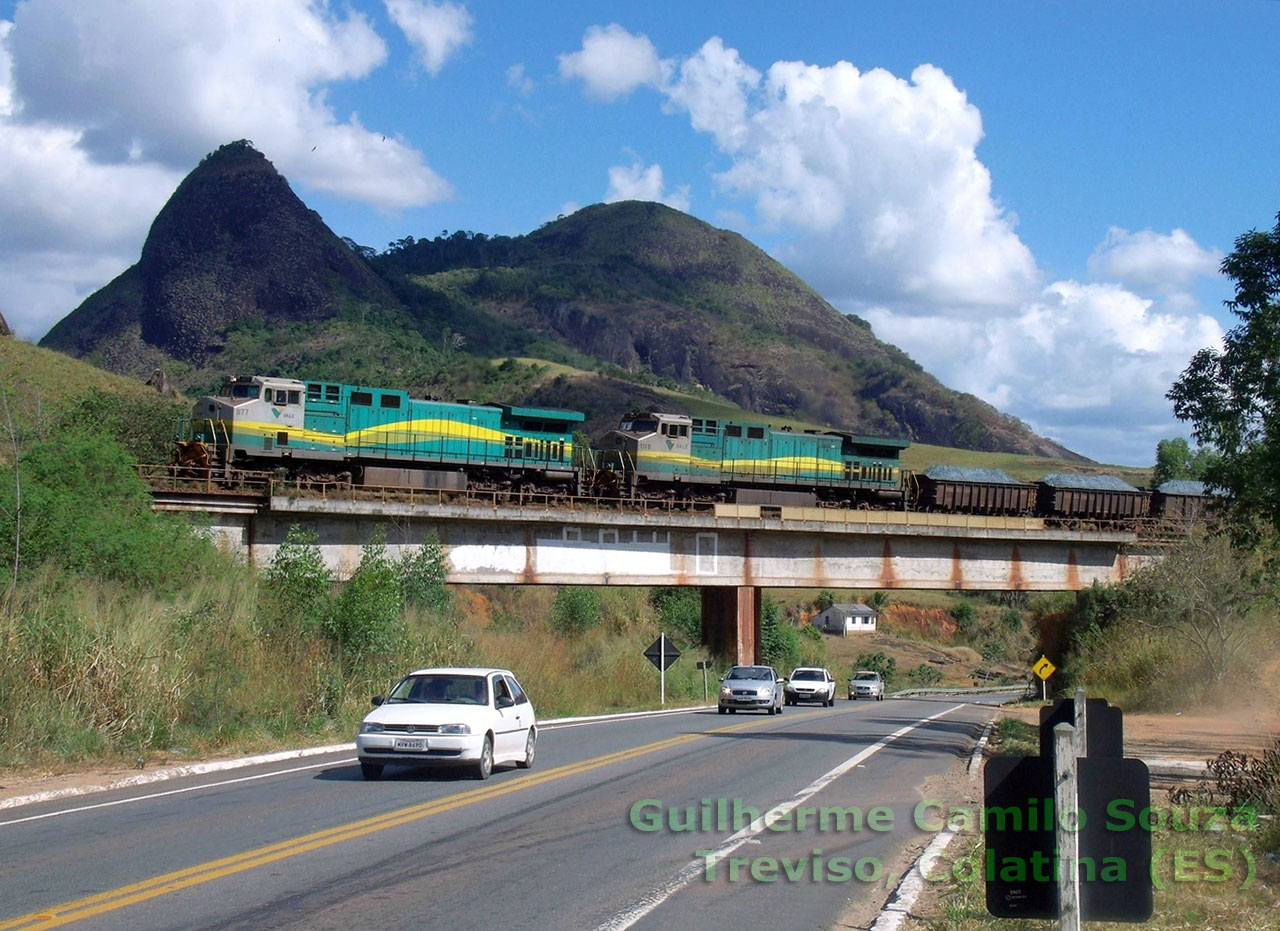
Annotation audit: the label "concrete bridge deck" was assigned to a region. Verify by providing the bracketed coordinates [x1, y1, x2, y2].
[153, 487, 1162, 664]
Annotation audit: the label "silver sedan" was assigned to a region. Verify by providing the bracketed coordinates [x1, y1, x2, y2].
[718, 665, 784, 715]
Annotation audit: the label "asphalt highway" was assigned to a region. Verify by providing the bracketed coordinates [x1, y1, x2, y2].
[0, 695, 1012, 931]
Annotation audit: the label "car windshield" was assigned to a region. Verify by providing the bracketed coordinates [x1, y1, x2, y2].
[791, 670, 823, 681]
[726, 666, 771, 680]
[387, 674, 489, 705]
[853, 673, 879, 681]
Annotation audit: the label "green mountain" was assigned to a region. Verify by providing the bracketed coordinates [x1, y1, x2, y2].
[39, 141, 1081, 459]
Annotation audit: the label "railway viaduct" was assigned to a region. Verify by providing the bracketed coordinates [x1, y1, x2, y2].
[152, 487, 1164, 664]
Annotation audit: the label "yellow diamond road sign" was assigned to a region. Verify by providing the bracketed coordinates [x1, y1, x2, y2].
[1032, 656, 1056, 680]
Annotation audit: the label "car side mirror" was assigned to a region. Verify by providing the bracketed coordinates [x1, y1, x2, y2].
[496, 695, 515, 709]
[371, 695, 385, 707]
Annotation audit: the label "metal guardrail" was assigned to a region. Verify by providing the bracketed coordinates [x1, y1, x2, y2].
[889, 684, 1032, 699]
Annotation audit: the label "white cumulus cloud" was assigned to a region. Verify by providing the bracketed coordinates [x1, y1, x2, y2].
[604, 161, 690, 212]
[558, 24, 667, 101]
[1087, 226, 1222, 295]
[864, 274, 1224, 464]
[385, 0, 473, 75]
[563, 27, 1228, 464]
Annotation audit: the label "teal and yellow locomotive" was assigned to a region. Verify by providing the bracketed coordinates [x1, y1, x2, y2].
[597, 411, 908, 506]
[179, 374, 584, 492]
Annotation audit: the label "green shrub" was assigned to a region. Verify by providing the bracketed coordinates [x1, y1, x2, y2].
[759, 594, 800, 672]
[1000, 608, 1023, 632]
[905, 663, 944, 687]
[261, 525, 331, 635]
[950, 601, 976, 633]
[650, 587, 702, 646]
[328, 531, 404, 664]
[0, 429, 216, 591]
[550, 586, 602, 636]
[400, 531, 452, 614]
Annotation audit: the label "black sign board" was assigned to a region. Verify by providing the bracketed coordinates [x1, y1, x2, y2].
[985, 756, 1152, 921]
[643, 634, 680, 671]
[984, 755, 1056, 918]
[985, 696, 1152, 922]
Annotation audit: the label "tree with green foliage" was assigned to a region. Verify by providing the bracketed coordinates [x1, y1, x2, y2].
[759, 594, 801, 672]
[906, 664, 944, 687]
[400, 531, 452, 614]
[261, 525, 331, 634]
[650, 587, 702, 646]
[1152, 437, 1216, 488]
[950, 601, 976, 634]
[328, 529, 403, 664]
[55, 389, 187, 464]
[549, 586, 601, 637]
[1168, 211, 1280, 532]
[0, 429, 213, 592]
[1120, 532, 1271, 684]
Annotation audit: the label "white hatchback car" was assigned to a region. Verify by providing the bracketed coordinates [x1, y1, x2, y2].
[784, 667, 836, 706]
[356, 667, 536, 780]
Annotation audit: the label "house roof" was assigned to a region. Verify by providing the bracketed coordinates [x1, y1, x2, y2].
[824, 603, 876, 613]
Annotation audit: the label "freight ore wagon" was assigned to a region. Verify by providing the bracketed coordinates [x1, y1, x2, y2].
[1151, 480, 1213, 522]
[597, 411, 909, 507]
[179, 374, 584, 492]
[914, 466, 1037, 515]
[1036, 473, 1151, 523]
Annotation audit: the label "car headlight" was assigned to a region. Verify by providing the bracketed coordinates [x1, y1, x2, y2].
[437, 724, 471, 735]
[360, 721, 385, 734]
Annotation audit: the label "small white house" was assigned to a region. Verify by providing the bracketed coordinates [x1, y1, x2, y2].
[816, 603, 878, 635]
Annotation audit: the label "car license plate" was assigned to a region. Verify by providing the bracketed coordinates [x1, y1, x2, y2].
[393, 737, 427, 751]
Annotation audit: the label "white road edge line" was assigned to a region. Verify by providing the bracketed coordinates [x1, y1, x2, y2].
[0, 757, 356, 828]
[594, 702, 966, 931]
[0, 705, 716, 812]
[870, 825, 960, 931]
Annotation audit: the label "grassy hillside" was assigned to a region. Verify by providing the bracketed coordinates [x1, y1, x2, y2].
[0, 338, 163, 455]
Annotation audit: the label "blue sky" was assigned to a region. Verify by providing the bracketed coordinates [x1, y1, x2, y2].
[2, 1, 1278, 465]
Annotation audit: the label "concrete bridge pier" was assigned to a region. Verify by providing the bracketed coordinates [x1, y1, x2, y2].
[701, 586, 761, 665]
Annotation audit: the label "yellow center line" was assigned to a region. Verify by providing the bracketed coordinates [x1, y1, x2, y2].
[0, 711, 806, 930]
